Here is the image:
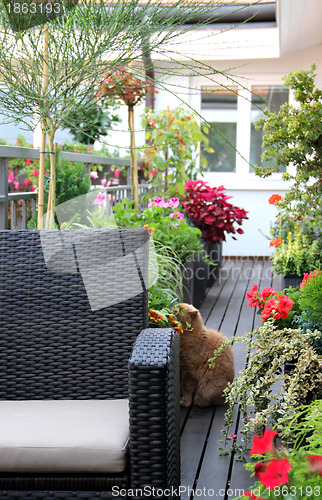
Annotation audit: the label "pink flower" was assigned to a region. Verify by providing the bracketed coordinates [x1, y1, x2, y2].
[74, 150, 78, 154]
[31, 169, 39, 177]
[169, 212, 185, 220]
[114, 168, 120, 177]
[90, 171, 98, 179]
[101, 178, 107, 186]
[167, 197, 180, 209]
[15, 140, 19, 145]
[26, 158, 32, 166]
[300, 271, 322, 289]
[228, 434, 237, 439]
[13, 181, 19, 189]
[148, 196, 166, 208]
[23, 179, 29, 187]
[93, 192, 106, 205]
[31, 185, 36, 192]
[87, 147, 92, 152]
[8, 171, 15, 183]
[152, 168, 157, 176]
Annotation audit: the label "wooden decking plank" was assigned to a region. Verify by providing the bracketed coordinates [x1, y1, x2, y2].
[228, 259, 275, 495]
[180, 259, 276, 500]
[192, 405, 239, 499]
[218, 259, 257, 340]
[205, 260, 244, 332]
[180, 406, 215, 500]
[200, 260, 234, 321]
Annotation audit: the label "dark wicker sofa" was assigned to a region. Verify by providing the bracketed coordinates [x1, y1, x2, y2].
[0, 229, 180, 499]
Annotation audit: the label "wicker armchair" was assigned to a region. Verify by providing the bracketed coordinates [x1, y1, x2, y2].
[0, 229, 180, 499]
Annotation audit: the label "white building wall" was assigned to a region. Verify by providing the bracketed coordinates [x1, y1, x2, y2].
[152, 43, 322, 256]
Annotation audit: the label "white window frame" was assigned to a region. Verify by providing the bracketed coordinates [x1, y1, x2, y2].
[192, 76, 294, 191]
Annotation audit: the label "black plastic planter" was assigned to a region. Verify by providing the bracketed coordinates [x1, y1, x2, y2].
[204, 241, 222, 287]
[182, 251, 207, 309]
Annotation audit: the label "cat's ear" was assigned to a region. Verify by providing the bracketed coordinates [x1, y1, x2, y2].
[189, 309, 199, 318]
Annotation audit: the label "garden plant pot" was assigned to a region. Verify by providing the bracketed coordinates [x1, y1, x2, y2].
[182, 251, 207, 309]
[204, 241, 222, 287]
[283, 275, 302, 289]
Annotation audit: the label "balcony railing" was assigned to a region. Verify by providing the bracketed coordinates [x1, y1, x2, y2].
[0, 145, 151, 229]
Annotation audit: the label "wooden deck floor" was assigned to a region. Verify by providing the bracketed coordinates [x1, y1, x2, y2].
[180, 257, 283, 500]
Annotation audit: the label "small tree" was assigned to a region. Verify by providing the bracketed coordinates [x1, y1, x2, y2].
[96, 68, 156, 210]
[254, 64, 322, 219]
[140, 107, 212, 197]
[0, 0, 231, 226]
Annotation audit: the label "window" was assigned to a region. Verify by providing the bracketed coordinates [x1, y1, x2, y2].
[201, 87, 238, 173]
[250, 86, 289, 172]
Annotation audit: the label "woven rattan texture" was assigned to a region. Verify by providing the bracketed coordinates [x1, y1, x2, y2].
[0, 229, 149, 400]
[0, 492, 116, 499]
[129, 329, 181, 492]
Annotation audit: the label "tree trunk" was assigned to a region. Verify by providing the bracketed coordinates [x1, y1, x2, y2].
[37, 24, 49, 229]
[128, 105, 139, 211]
[45, 134, 57, 229]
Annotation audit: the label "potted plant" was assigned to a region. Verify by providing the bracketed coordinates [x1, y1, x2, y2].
[270, 231, 321, 288]
[209, 282, 322, 461]
[112, 196, 208, 307]
[182, 179, 248, 286]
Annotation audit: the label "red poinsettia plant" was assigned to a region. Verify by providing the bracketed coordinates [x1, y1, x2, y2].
[242, 430, 322, 500]
[246, 284, 296, 326]
[182, 180, 248, 243]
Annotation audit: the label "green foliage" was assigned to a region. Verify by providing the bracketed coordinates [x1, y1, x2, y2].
[299, 272, 322, 328]
[209, 320, 322, 461]
[254, 64, 322, 218]
[113, 198, 203, 264]
[271, 231, 321, 276]
[140, 107, 212, 197]
[280, 399, 322, 454]
[53, 150, 91, 207]
[62, 99, 120, 145]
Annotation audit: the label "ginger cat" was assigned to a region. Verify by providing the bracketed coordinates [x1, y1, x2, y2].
[176, 303, 234, 407]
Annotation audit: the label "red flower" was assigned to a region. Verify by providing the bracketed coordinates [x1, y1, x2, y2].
[259, 287, 276, 301]
[269, 237, 284, 247]
[246, 284, 261, 308]
[268, 194, 282, 205]
[307, 455, 322, 476]
[250, 430, 278, 456]
[257, 458, 291, 488]
[261, 295, 293, 322]
[25, 158, 32, 166]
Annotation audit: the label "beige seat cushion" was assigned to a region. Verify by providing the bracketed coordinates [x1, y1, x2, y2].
[0, 399, 129, 473]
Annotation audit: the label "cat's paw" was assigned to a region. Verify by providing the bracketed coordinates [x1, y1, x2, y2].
[180, 398, 192, 407]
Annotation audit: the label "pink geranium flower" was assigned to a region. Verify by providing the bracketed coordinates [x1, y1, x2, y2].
[169, 212, 185, 221]
[93, 192, 106, 205]
[90, 171, 98, 179]
[8, 171, 15, 183]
